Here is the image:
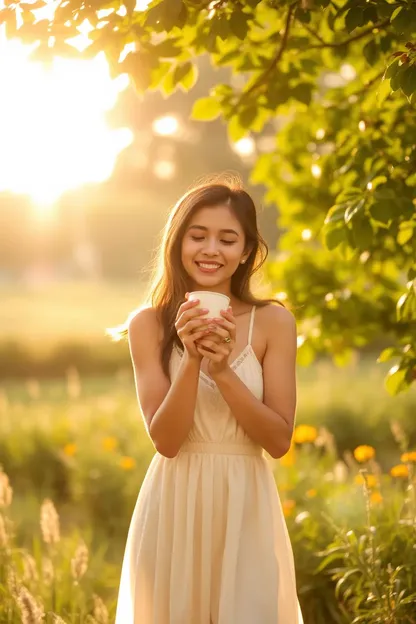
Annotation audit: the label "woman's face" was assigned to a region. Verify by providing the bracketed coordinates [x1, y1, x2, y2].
[181, 204, 248, 291]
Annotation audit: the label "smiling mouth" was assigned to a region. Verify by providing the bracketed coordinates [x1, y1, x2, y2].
[195, 261, 223, 272]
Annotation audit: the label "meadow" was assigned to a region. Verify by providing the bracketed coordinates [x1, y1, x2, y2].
[1, 282, 416, 623]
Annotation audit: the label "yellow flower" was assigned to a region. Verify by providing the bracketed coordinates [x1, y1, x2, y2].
[353, 445, 375, 463]
[354, 474, 378, 488]
[370, 491, 383, 505]
[280, 443, 296, 467]
[401, 451, 416, 463]
[293, 425, 318, 445]
[282, 499, 296, 517]
[390, 464, 409, 478]
[120, 456, 136, 470]
[102, 436, 118, 452]
[306, 489, 317, 498]
[63, 443, 77, 457]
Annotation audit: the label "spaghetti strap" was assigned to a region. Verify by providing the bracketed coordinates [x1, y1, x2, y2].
[248, 305, 256, 345]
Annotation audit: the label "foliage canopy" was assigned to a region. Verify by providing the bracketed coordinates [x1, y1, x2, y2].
[2, 0, 416, 392]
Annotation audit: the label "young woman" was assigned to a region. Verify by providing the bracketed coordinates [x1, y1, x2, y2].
[112, 180, 304, 623]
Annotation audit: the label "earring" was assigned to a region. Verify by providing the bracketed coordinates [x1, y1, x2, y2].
[241, 259, 246, 264]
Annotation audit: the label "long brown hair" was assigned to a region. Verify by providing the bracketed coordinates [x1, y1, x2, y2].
[107, 178, 285, 379]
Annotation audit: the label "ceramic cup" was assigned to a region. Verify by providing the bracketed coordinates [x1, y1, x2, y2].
[188, 291, 230, 319]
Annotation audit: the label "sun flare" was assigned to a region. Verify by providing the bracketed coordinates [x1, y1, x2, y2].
[0, 10, 133, 208]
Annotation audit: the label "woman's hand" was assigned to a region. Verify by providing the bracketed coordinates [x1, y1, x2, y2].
[175, 295, 212, 361]
[195, 307, 237, 376]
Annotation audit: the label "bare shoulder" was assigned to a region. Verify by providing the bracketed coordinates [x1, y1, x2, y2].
[258, 303, 297, 333]
[127, 307, 163, 351]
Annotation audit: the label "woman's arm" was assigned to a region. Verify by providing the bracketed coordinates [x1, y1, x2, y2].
[128, 308, 200, 458]
[211, 305, 297, 459]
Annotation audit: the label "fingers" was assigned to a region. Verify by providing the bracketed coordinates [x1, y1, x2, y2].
[197, 338, 229, 355]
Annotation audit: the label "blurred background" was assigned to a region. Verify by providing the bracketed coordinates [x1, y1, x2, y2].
[1, 8, 416, 624]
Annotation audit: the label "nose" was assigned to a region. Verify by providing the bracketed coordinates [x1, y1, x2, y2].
[202, 238, 220, 256]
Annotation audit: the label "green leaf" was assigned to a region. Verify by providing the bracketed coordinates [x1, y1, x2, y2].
[391, 7, 413, 35]
[228, 11, 249, 40]
[344, 198, 365, 225]
[227, 115, 246, 142]
[397, 221, 414, 245]
[345, 7, 365, 34]
[324, 224, 346, 250]
[291, 83, 313, 105]
[173, 61, 197, 91]
[390, 62, 408, 92]
[370, 200, 395, 224]
[191, 97, 221, 121]
[239, 106, 257, 129]
[363, 40, 378, 66]
[400, 64, 416, 98]
[350, 217, 373, 250]
[385, 366, 407, 396]
[377, 347, 400, 363]
[385, 58, 399, 80]
[152, 38, 182, 58]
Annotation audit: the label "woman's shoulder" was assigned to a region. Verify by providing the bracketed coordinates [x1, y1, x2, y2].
[256, 302, 296, 331]
[127, 306, 163, 343]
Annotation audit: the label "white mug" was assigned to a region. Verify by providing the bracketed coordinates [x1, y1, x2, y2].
[188, 291, 230, 319]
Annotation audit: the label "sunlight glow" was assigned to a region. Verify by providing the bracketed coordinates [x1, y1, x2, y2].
[0, 32, 132, 207]
[311, 164, 322, 179]
[153, 115, 179, 136]
[232, 137, 255, 157]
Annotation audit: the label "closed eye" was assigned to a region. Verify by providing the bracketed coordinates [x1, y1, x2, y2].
[191, 236, 236, 245]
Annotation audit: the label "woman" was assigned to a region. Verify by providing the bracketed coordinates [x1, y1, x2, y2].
[111, 179, 304, 623]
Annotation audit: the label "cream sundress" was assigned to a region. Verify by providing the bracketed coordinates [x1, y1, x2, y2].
[115, 305, 304, 624]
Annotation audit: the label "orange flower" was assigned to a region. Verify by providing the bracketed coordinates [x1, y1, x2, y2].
[102, 436, 118, 452]
[401, 451, 416, 463]
[63, 443, 77, 457]
[306, 489, 317, 498]
[390, 464, 409, 478]
[353, 445, 375, 463]
[282, 499, 296, 517]
[370, 491, 383, 505]
[120, 456, 136, 470]
[354, 474, 378, 488]
[293, 425, 318, 445]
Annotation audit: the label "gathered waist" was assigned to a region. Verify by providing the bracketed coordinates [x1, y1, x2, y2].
[179, 441, 263, 457]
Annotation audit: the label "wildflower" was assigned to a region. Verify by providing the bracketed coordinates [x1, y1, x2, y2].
[0, 514, 8, 547]
[390, 464, 409, 478]
[102, 436, 118, 452]
[63, 443, 77, 457]
[120, 456, 136, 470]
[280, 443, 295, 467]
[16, 586, 45, 624]
[0, 471, 13, 507]
[282, 499, 296, 517]
[293, 425, 318, 445]
[401, 451, 416, 463]
[40, 499, 60, 545]
[22, 553, 39, 583]
[71, 541, 89, 581]
[93, 593, 109, 624]
[306, 489, 317, 498]
[370, 491, 383, 505]
[354, 474, 378, 488]
[42, 558, 54, 585]
[353, 445, 375, 463]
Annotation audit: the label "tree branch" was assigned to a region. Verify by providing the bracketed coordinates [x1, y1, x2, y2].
[308, 18, 390, 49]
[239, 2, 296, 100]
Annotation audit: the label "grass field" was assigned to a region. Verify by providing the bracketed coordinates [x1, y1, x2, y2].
[1, 281, 416, 622]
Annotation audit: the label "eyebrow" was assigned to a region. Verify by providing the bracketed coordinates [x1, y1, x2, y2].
[187, 225, 240, 237]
